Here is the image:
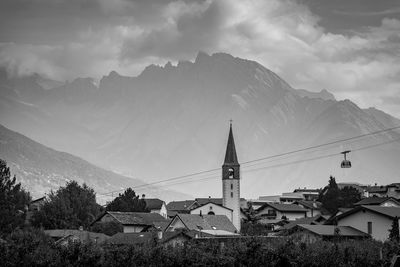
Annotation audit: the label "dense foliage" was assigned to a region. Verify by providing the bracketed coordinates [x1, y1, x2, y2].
[0, 159, 31, 235]
[31, 181, 101, 229]
[241, 221, 272, 236]
[389, 216, 400, 243]
[1, 228, 399, 267]
[318, 176, 361, 214]
[106, 188, 148, 212]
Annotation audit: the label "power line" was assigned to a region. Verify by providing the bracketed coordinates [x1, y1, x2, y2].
[97, 125, 400, 196]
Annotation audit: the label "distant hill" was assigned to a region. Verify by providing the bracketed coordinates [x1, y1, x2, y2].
[1, 52, 400, 198]
[0, 124, 190, 203]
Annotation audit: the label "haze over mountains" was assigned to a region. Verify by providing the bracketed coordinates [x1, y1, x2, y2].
[1, 52, 400, 199]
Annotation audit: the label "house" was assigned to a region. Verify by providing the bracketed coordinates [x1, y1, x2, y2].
[145, 198, 168, 218]
[366, 185, 389, 198]
[354, 197, 400, 207]
[294, 200, 323, 217]
[256, 203, 307, 221]
[293, 188, 320, 201]
[107, 229, 202, 247]
[166, 200, 198, 217]
[91, 211, 168, 233]
[336, 205, 400, 241]
[25, 197, 46, 224]
[190, 202, 233, 221]
[44, 229, 110, 245]
[289, 224, 369, 243]
[165, 214, 238, 235]
[387, 183, 400, 199]
[281, 215, 326, 231]
[279, 192, 304, 204]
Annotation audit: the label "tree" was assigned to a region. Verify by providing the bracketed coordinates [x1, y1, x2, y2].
[0, 159, 31, 234]
[318, 176, 361, 214]
[339, 186, 361, 208]
[91, 221, 123, 236]
[389, 216, 400, 242]
[318, 176, 341, 214]
[106, 188, 148, 212]
[31, 181, 101, 229]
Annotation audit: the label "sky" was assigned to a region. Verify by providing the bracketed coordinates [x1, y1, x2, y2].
[1, 0, 400, 118]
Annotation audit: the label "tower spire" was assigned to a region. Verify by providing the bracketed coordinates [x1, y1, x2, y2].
[224, 121, 239, 165]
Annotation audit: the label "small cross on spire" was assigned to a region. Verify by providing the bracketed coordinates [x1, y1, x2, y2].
[229, 119, 233, 127]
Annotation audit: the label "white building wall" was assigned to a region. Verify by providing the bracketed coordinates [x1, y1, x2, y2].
[150, 203, 168, 218]
[337, 210, 395, 241]
[223, 178, 240, 232]
[190, 203, 232, 221]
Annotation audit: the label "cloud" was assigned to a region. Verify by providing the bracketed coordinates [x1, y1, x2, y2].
[0, 0, 399, 118]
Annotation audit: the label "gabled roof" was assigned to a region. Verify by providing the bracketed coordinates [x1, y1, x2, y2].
[30, 197, 46, 204]
[92, 211, 167, 226]
[367, 186, 387, 193]
[294, 200, 322, 210]
[282, 215, 325, 230]
[195, 198, 223, 206]
[168, 214, 237, 233]
[336, 205, 400, 221]
[257, 203, 308, 213]
[44, 229, 110, 243]
[223, 123, 239, 165]
[166, 200, 197, 211]
[296, 224, 369, 237]
[354, 197, 400, 206]
[190, 202, 233, 212]
[144, 199, 165, 210]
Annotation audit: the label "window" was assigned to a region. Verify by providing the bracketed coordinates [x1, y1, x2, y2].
[367, 222, 372, 234]
[230, 184, 233, 190]
[208, 211, 215, 215]
[228, 168, 234, 179]
[231, 192, 233, 198]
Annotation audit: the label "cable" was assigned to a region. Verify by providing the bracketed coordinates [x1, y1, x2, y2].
[97, 125, 400, 196]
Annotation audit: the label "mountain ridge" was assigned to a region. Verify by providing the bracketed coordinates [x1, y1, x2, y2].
[1, 52, 400, 198]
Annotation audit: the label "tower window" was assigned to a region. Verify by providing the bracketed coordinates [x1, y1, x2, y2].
[228, 168, 234, 179]
[231, 184, 233, 190]
[231, 192, 233, 198]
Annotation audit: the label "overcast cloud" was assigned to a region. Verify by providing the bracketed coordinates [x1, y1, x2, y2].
[0, 0, 399, 118]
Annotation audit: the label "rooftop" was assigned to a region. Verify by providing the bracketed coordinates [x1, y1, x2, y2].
[144, 198, 164, 210]
[166, 200, 197, 211]
[173, 214, 237, 233]
[258, 203, 308, 212]
[297, 224, 369, 237]
[354, 197, 399, 206]
[94, 211, 167, 226]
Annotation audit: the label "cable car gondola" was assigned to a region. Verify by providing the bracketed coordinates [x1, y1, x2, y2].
[341, 150, 351, 168]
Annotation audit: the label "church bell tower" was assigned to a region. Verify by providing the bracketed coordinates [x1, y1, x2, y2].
[222, 122, 241, 232]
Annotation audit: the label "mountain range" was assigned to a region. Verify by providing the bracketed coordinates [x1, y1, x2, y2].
[1, 52, 400, 199]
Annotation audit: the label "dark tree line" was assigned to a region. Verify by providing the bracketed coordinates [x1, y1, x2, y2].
[318, 176, 362, 214]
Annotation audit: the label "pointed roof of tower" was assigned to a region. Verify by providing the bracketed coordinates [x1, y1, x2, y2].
[224, 122, 239, 165]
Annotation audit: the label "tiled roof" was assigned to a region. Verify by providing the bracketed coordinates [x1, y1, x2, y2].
[297, 224, 369, 237]
[144, 199, 164, 210]
[282, 215, 324, 230]
[367, 186, 387, 193]
[195, 198, 223, 206]
[191, 201, 232, 211]
[166, 200, 197, 211]
[174, 214, 237, 233]
[354, 197, 397, 206]
[295, 200, 322, 210]
[336, 206, 400, 221]
[104, 211, 167, 225]
[258, 203, 308, 212]
[44, 229, 110, 243]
